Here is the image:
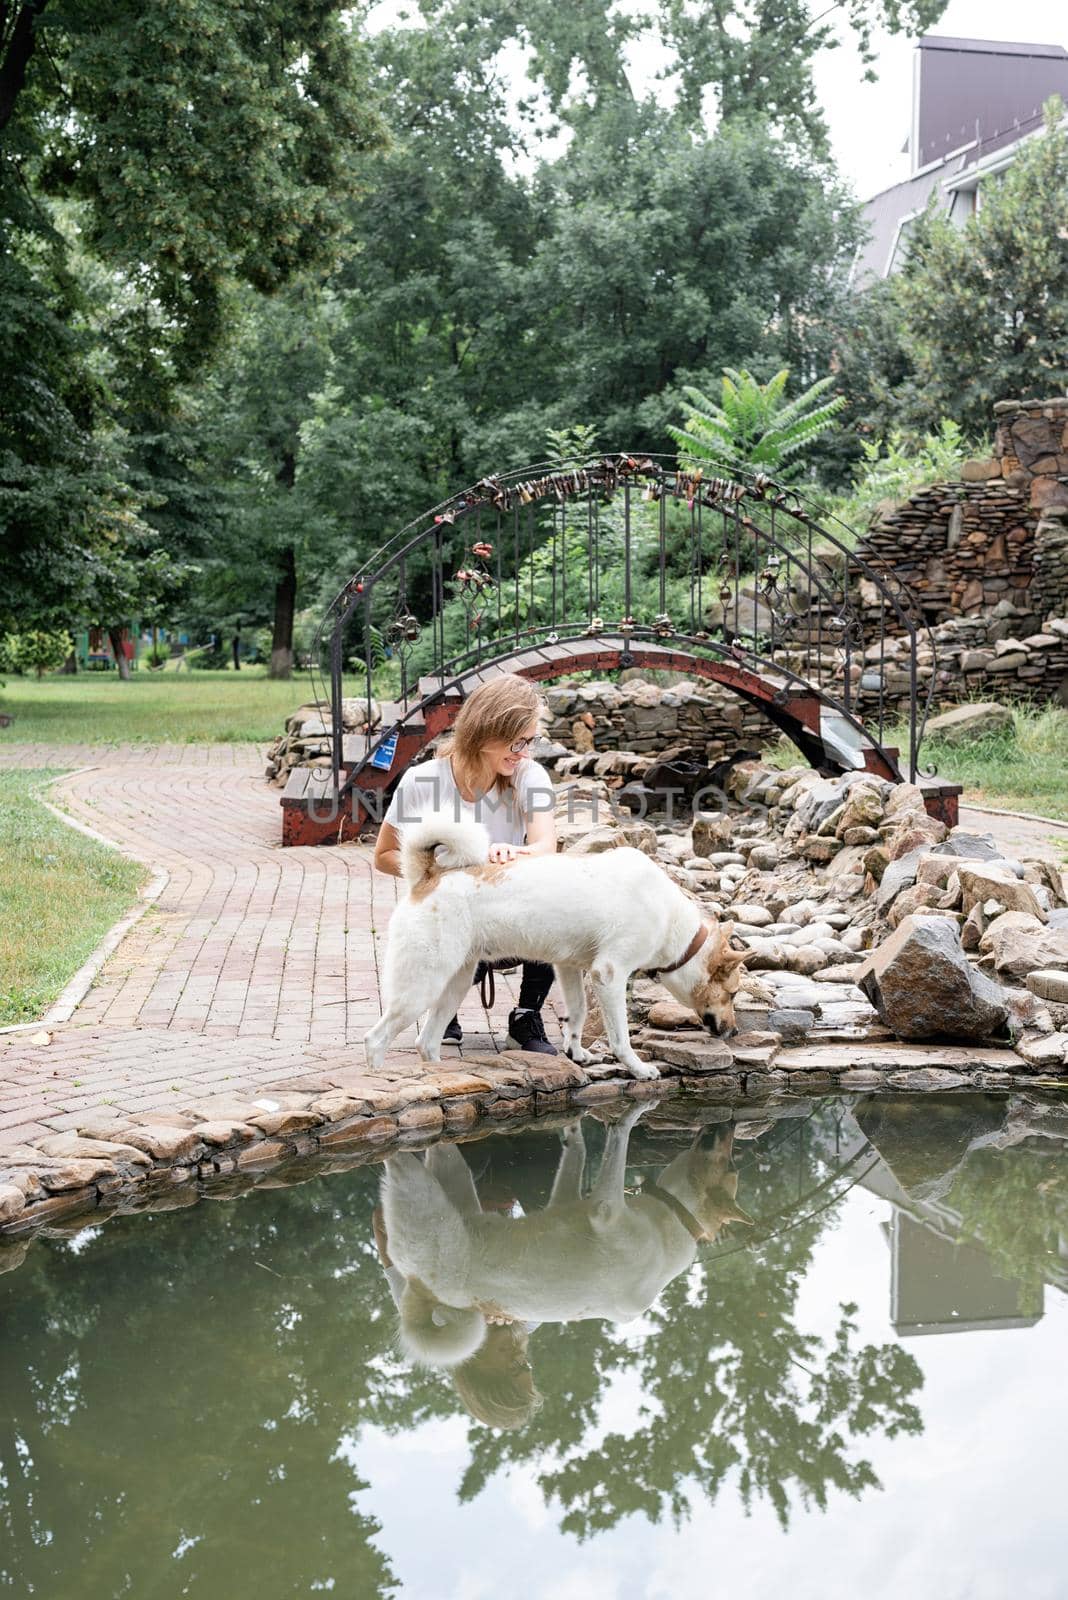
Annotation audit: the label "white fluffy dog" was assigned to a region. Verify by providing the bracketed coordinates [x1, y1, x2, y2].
[365, 813, 746, 1079]
[381, 1106, 753, 1359]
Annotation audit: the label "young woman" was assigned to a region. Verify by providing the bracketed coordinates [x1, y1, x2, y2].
[372, 673, 559, 1055]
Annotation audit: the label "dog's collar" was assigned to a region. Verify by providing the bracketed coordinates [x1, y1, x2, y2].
[642, 1182, 706, 1242]
[647, 921, 709, 976]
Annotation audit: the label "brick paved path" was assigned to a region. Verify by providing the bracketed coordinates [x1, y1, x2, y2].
[0, 747, 547, 1150]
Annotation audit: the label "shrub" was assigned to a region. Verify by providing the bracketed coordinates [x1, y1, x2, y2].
[188, 642, 230, 670]
[3, 630, 74, 677]
[822, 419, 976, 540]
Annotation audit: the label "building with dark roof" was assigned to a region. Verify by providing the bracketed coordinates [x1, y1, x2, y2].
[856, 34, 1068, 283]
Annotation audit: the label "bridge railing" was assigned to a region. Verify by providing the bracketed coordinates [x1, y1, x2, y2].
[311, 455, 936, 790]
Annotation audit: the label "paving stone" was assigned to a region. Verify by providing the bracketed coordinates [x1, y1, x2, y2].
[424, 1071, 495, 1097]
[397, 1103, 446, 1133]
[640, 1038, 734, 1072]
[1017, 1033, 1068, 1067]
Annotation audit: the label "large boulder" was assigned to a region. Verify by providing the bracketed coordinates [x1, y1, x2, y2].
[853, 914, 1009, 1042]
[925, 703, 1014, 744]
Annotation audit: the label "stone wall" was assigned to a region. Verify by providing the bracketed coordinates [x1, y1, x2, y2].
[855, 613, 1068, 717]
[539, 616, 1068, 769]
[856, 396, 1068, 628]
[544, 675, 779, 762]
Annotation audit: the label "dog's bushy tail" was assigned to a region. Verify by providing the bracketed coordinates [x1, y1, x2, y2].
[400, 812, 490, 887]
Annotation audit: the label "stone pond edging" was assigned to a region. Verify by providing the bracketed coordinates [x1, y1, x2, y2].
[0, 1040, 1040, 1251]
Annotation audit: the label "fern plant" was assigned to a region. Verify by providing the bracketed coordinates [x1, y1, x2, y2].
[545, 423, 600, 472]
[668, 367, 845, 480]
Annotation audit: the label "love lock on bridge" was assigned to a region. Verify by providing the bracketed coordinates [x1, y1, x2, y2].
[282, 456, 960, 846]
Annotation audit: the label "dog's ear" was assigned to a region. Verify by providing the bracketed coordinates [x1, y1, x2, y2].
[718, 1201, 755, 1227]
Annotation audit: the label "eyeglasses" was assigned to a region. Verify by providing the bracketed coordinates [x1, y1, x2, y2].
[509, 736, 536, 755]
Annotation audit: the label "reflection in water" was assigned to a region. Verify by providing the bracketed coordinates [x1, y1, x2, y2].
[1, 1092, 1066, 1595]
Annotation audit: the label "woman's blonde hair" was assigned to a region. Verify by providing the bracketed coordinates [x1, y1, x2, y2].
[437, 673, 543, 796]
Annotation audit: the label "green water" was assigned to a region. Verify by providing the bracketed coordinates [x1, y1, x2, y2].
[2, 1092, 1067, 1599]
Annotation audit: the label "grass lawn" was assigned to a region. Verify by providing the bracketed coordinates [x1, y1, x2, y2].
[768, 704, 1068, 822]
[908, 706, 1068, 822]
[0, 668, 324, 745]
[0, 771, 146, 1026]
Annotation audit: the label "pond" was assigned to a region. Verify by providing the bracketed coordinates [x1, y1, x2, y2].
[2, 1091, 1067, 1599]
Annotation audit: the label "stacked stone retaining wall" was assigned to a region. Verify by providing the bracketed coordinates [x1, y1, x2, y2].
[544, 676, 779, 762]
[856, 396, 1068, 629]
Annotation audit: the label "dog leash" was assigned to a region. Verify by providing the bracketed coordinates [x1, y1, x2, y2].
[474, 957, 522, 1010]
[479, 963, 495, 1010]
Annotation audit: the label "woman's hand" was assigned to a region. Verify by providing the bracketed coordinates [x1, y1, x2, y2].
[487, 842, 530, 864]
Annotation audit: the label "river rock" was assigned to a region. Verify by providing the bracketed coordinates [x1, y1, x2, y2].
[729, 904, 772, 926]
[834, 784, 885, 837]
[843, 825, 881, 846]
[961, 903, 986, 951]
[932, 831, 1003, 862]
[1027, 970, 1068, 1003]
[875, 847, 925, 912]
[853, 914, 1010, 1042]
[780, 899, 820, 927]
[1016, 1033, 1068, 1067]
[647, 1000, 701, 1030]
[888, 882, 952, 928]
[956, 864, 1046, 920]
[916, 854, 960, 889]
[888, 817, 949, 857]
[981, 916, 1068, 979]
[767, 1008, 815, 1043]
[690, 815, 736, 857]
[567, 825, 629, 854]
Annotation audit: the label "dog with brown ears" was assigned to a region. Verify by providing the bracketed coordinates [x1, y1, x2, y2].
[365, 814, 747, 1079]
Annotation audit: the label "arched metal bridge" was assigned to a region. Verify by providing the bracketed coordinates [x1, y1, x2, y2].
[283, 455, 956, 845]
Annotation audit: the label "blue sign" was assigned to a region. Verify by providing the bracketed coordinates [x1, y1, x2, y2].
[370, 731, 399, 772]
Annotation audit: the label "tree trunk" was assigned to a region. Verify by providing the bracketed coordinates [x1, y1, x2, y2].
[232, 632, 241, 671]
[0, 0, 49, 134]
[60, 650, 77, 674]
[108, 627, 131, 682]
[269, 546, 296, 679]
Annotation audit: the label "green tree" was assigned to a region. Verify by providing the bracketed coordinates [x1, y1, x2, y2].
[0, 0, 384, 633]
[659, 0, 949, 151]
[668, 366, 846, 479]
[445, 0, 948, 151]
[882, 97, 1068, 437]
[196, 281, 340, 677]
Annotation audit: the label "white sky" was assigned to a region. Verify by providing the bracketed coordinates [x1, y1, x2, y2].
[366, 1, 1068, 200]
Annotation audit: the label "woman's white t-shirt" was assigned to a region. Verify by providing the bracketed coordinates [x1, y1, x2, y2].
[383, 755, 555, 847]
